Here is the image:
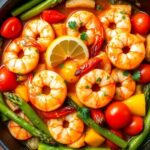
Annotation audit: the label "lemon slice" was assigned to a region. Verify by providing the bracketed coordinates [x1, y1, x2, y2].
[45, 36, 89, 67]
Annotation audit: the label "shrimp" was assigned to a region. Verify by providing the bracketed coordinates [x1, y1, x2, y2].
[68, 134, 85, 148]
[47, 112, 84, 144]
[111, 68, 136, 101]
[96, 51, 112, 74]
[28, 70, 67, 112]
[22, 19, 55, 52]
[106, 33, 145, 70]
[66, 10, 104, 46]
[99, 5, 131, 40]
[76, 69, 115, 108]
[8, 112, 32, 140]
[3, 37, 39, 74]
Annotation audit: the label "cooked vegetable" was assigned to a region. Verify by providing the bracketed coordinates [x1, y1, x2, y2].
[38, 143, 111, 150]
[11, 0, 44, 16]
[4, 92, 50, 137]
[105, 102, 131, 129]
[127, 83, 150, 150]
[75, 57, 101, 76]
[20, 0, 64, 21]
[123, 115, 143, 136]
[0, 66, 18, 92]
[52, 23, 66, 37]
[90, 109, 105, 125]
[26, 137, 39, 150]
[106, 130, 123, 150]
[132, 64, 150, 84]
[38, 106, 76, 119]
[65, 0, 95, 8]
[0, 97, 56, 144]
[67, 99, 128, 148]
[131, 12, 150, 35]
[85, 128, 105, 147]
[0, 17, 22, 38]
[41, 10, 66, 24]
[123, 94, 146, 116]
[145, 34, 150, 62]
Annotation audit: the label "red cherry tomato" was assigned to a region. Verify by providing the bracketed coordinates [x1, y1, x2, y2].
[106, 130, 123, 150]
[131, 12, 150, 35]
[41, 10, 66, 24]
[0, 66, 18, 91]
[0, 17, 22, 39]
[105, 102, 131, 129]
[123, 116, 143, 136]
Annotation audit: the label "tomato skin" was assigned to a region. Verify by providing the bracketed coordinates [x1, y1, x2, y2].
[105, 102, 131, 129]
[123, 116, 143, 136]
[106, 130, 123, 150]
[0, 17, 22, 39]
[131, 12, 150, 35]
[0, 66, 18, 91]
[139, 64, 150, 84]
[41, 10, 66, 24]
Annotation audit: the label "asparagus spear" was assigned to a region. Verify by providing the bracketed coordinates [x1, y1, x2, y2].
[4, 92, 50, 137]
[0, 100, 56, 144]
[38, 143, 111, 150]
[0, 93, 8, 121]
[67, 99, 128, 149]
[11, 0, 44, 16]
[20, 0, 64, 21]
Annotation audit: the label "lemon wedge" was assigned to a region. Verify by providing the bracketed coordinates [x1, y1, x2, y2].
[45, 36, 89, 67]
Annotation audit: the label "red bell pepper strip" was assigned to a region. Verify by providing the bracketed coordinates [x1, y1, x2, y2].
[90, 109, 105, 125]
[41, 10, 66, 24]
[75, 57, 101, 76]
[90, 34, 104, 57]
[38, 106, 76, 119]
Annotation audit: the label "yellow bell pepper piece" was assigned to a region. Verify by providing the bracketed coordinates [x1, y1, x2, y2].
[85, 128, 105, 147]
[15, 85, 29, 102]
[123, 94, 145, 116]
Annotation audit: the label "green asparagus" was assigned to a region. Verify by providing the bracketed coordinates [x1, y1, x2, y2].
[0, 101, 56, 144]
[20, 0, 64, 21]
[11, 0, 44, 16]
[67, 99, 128, 149]
[38, 143, 111, 150]
[126, 83, 150, 150]
[4, 92, 50, 137]
[0, 93, 8, 121]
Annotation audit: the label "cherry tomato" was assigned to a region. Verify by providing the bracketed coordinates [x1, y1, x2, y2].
[131, 12, 150, 35]
[105, 102, 131, 129]
[0, 66, 18, 91]
[90, 109, 105, 125]
[41, 10, 66, 24]
[123, 116, 143, 136]
[106, 130, 123, 150]
[0, 17, 22, 39]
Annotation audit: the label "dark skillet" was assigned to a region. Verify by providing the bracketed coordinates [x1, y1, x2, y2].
[0, 0, 150, 149]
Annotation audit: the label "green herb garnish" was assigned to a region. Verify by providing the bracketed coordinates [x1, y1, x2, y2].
[80, 32, 88, 41]
[68, 21, 77, 29]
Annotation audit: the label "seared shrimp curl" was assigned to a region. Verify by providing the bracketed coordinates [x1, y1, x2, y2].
[66, 10, 104, 46]
[76, 69, 116, 108]
[47, 112, 84, 144]
[28, 70, 67, 112]
[111, 68, 136, 101]
[3, 37, 39, 74]
[8, 112, 32, 140]
[22, 19, 55, 52]
[99, 5, 131, 40]
[107, 33, 145, 70]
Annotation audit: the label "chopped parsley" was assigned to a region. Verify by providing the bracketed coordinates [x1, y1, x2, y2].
[96, 5, 103, 10]
[132, 71, 140, 81]
[96, 77, 101, 83]
[120, 11, 126, 14]
[59, 63, 64, 68]
[102, 92, 108, 97]
[122, 15, 126, 19]
[85, 85, 90, 89]
[80, 32, 88, 41]
[68, 21, 77, 29]
[106, 75, 110, 80]
[123, 71, 129, 76]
